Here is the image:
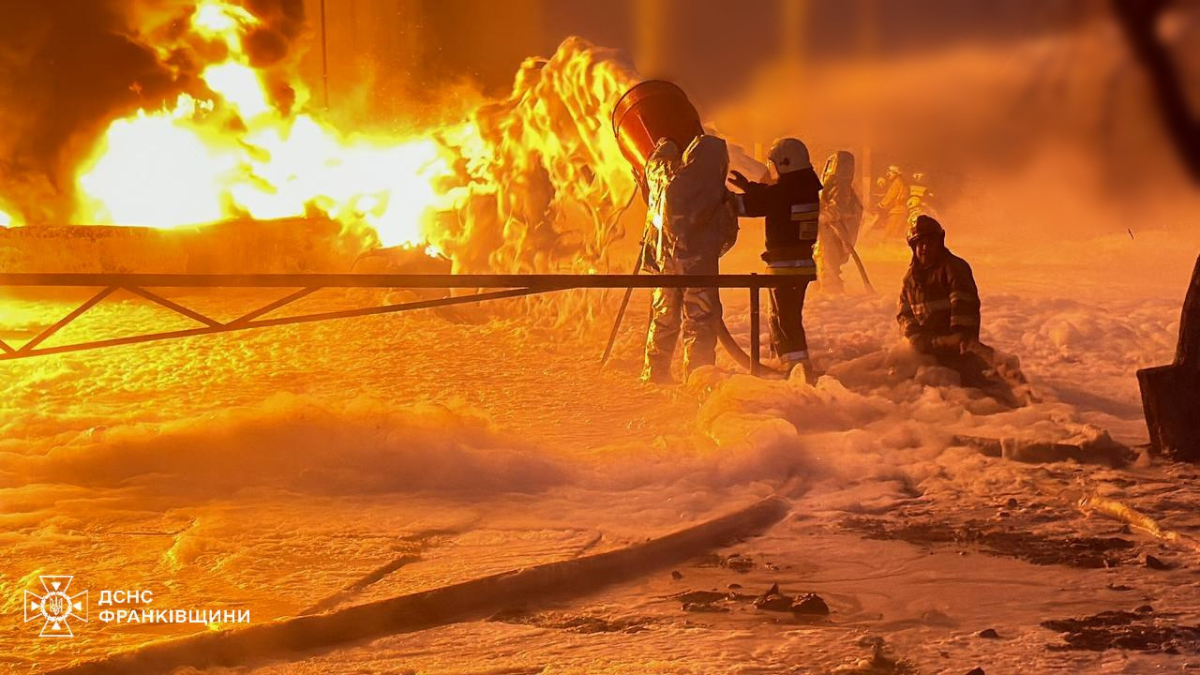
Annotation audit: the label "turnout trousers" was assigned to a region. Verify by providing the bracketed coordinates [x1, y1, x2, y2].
[765, 261, 815, 364]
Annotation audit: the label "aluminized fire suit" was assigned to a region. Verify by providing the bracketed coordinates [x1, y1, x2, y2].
[878, 166, 909, 241]
[815, 150, 863, 293]
[642, 135, 736, 383]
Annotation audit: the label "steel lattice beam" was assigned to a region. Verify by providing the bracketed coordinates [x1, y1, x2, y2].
[0, 274, 784, 367]
[0, 273, 799, 289]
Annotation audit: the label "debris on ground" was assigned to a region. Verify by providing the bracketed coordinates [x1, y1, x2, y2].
[791, 592, 831, 616]
[841, 516, 1137, 568]
[1042, 608, 1200, 652]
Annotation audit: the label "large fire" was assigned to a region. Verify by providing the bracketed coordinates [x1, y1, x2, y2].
[74, 0, 456, 249]
[63, 0, 638, 269]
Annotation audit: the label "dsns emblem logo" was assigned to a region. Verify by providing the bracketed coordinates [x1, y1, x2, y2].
[24, 575, 88, 638]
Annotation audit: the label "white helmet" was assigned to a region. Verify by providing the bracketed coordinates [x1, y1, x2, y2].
[767, 137, 811, 175]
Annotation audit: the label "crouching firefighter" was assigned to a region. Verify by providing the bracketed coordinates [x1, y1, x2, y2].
[898, 215, 1032, 407]
[728, 137, 821, 382]
[642, 135, 738, 384]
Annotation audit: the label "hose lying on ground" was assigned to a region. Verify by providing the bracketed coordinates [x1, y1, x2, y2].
[1078, 493, 1200, 555]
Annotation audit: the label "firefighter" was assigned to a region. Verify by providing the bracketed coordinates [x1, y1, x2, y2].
[906, 172, 936, 231]
[898, 215, 1029, 406]
[814, 150, 863, 294]
[728, 137, 821, 382]
[642, 138, 681, 274]
[642, 135, 736, 384]
[877, 165, 908, 241]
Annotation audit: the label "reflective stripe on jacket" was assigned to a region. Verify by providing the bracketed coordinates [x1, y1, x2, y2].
[897, 250, 981, 340]
[765, 258, 817, 277]
[736, 166, 824, 261]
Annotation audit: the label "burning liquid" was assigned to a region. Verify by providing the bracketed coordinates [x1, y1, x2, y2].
[58, 0, 638, 276]
[74, 0, 455, 249]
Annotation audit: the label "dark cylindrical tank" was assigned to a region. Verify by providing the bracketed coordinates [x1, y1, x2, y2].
[611, 80, 703, 178]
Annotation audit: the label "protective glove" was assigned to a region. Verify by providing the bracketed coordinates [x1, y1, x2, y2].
[933, 333, 971, 354]
[727, 170, 751, 192]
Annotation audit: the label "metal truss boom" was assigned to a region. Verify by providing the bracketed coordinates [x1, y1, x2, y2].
[0, 273, 799, 373]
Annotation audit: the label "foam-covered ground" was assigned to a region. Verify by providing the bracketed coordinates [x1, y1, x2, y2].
[1, 225, 1199, 673]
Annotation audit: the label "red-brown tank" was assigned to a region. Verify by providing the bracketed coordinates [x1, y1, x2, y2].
[611, 80, 704, 181]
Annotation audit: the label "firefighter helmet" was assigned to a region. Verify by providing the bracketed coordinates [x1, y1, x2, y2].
[767, 137, 810, 175]
[906, 214, 945, 246]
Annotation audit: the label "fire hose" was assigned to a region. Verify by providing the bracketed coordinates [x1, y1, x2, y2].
[599, 191, 785, 376]
[823, 220, 875, 294]
[602, 80, 787, 375]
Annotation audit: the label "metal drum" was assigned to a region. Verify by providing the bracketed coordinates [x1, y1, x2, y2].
[611, 80, 703, 180]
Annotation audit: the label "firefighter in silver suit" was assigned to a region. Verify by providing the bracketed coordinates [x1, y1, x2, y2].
[642, 135, 737, 384]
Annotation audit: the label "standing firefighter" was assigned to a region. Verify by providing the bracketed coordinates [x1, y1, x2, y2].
[877, 165, 909, 241]
[898, 215, 1031, 407]
[642, 135, 737, 384]
[642, 138, 681, 273]
[815, 150, 864, 294]
[728, 137, 822, 381]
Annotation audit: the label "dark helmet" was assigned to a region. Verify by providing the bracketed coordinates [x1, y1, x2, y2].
[906, 215, 945, 246]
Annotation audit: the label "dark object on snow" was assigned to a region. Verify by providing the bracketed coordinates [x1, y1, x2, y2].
[754, 596, 793, 612]
[977, 628, 1000, 639]
[790, 593, 830, 616]
[752, 584, 829, 616]
[724, 553, 755, 573]
[1138, 254, 1200, 461]
[1144, 554, 1169, 570]
[841, 515, 1135, 569]
[754, 583, 794, 612]
[1043, 609, 1200, 652]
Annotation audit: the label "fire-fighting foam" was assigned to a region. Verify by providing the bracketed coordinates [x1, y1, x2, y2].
[4, 2, 1200, 673]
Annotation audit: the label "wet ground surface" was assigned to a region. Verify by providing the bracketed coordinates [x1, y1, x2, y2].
[4, 243, 1200, 672]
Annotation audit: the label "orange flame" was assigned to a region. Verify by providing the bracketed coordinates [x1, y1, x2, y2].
[71, 0, 640, 276]
[75, 0, 455, 249]
[428, 38, 639, 274]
